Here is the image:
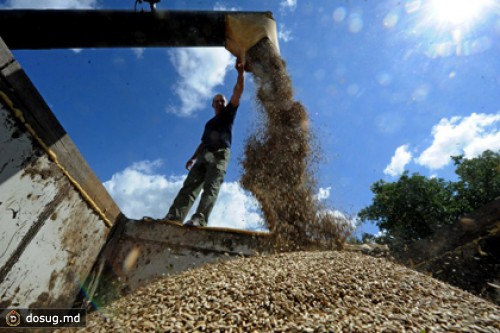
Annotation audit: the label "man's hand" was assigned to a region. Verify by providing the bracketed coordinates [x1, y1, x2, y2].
[185, 158, 195, 170]
[230, 59, 245, 107]
[235, 60, 244, 75]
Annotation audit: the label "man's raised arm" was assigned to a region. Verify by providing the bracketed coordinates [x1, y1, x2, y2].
[230, 60, 245, 107]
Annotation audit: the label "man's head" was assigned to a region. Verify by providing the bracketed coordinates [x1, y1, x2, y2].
[212, 94, 227, 115]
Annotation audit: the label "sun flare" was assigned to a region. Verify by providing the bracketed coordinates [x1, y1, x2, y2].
[428, 0, 492, 26]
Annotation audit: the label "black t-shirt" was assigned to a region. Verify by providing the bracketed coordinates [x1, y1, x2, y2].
[201, 102, 239, 151]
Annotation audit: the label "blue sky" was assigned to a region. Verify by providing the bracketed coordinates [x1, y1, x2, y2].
[2, 0, 499, 236]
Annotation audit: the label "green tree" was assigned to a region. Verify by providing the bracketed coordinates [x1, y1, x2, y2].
[358, 172, 456, 247]
[452, 150, 500, 212]
[358, 150, 500, 248]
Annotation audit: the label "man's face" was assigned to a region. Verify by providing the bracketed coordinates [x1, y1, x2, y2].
[212, 94, 226, 114]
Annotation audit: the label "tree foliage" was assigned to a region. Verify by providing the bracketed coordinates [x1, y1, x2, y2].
[452, 150, 500, 212]
[358, 150, 500, 247]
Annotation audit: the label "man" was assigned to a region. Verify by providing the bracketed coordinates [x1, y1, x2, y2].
[164, 60, 245, 227]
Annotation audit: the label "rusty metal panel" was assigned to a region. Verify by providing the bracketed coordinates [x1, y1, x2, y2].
[0, 97, 111, 309]
[0, 42, 120, 309]
[0, 105, 55, 271]
[105, 219, 271, 292]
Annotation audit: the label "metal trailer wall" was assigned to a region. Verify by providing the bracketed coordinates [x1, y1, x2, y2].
[101, 219, 271, 296]
[0, 37, 122, 309]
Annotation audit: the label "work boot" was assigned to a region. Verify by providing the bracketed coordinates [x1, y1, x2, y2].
[163, 213, 182, 226]
[184, 214, 205, 227]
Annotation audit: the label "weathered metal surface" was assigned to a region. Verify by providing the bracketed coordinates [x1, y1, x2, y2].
[0, 9, 229, 50]
[0, 104, 48, 272]
[103, 219, 272, 293]
[0, 38, 121, 309]
[0, 10, 280, 62]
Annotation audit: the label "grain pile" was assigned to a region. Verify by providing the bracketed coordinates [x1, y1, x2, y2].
[61, 251, 499, 332]
[241, 39, 348, 250]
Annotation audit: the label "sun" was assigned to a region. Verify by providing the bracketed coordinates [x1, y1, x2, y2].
[427, 0, 493, 27]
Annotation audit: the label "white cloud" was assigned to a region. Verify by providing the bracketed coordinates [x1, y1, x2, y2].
[2, 0, 98, 9]
[211, 182, 264, 230]
[384, 144, 412, 177]
[315, 189, 356, 232]
[213, 2, 240, 11]
[167, 48, 233, 117]
[318, 209, 356, 231]
[132, 48, 145, 59]
[463, 130, 500, 158]
[280, 0, 297, 11]
[416, 112, 500, 169]
[103, 160, 179, 220]
[103, 160, 265, 230]
[316, 187, 331, 201]
[278, 24, 293, 42]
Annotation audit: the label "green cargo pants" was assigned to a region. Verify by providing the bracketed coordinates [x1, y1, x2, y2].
[167, 148, 230, 226]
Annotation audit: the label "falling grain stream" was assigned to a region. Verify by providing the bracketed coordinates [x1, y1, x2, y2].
[242, 39, 347, 251]
[56, 40, 499, 332]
